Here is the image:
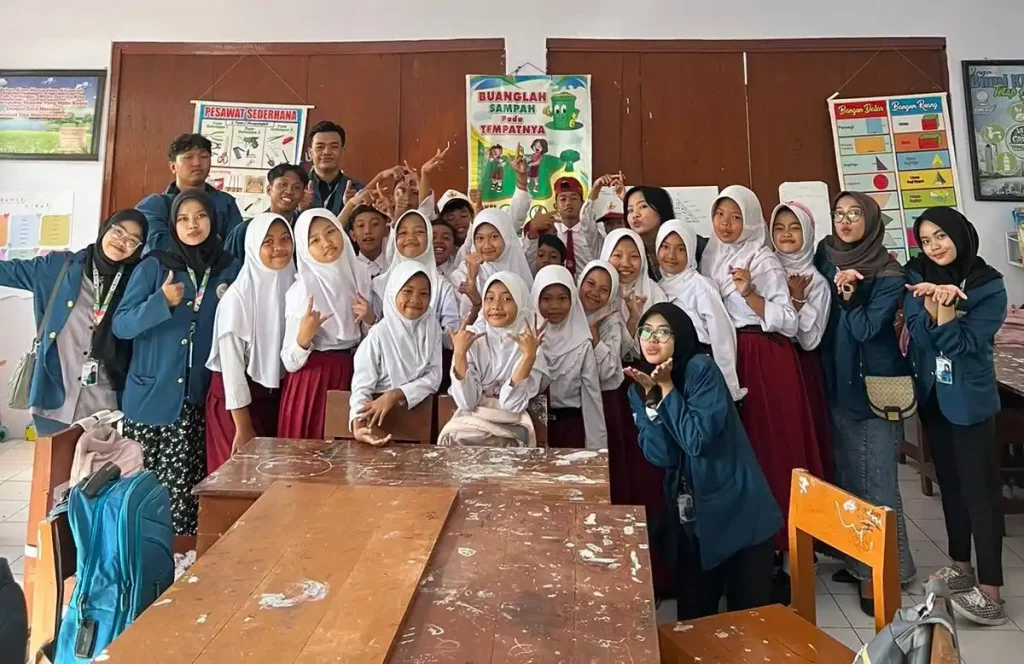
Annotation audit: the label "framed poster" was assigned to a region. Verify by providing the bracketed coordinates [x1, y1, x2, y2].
[0, 70, 106, 160]
[962, 60, 1024, 201]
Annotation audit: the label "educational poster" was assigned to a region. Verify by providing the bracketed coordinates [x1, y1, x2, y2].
[779, 181, 832, 247]
[467, 75, 592, 213]
[962, 61, 1024, 201]
[0, 71, 106, 160]
[192, 101, 313, 219]
[663, 186, 720, 239]
[828, 94, 964, 262]
[0, 191, 73, 260]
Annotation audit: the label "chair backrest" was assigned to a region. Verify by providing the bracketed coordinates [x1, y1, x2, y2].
[30, 512, 76, 661]
[788, 468, 900, 634]
[323, 390, 433, 444]
[435, 394, 549, 447]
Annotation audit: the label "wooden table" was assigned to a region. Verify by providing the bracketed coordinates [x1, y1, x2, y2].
[184, 439, 659, 662]
[658, 604, 855, 663]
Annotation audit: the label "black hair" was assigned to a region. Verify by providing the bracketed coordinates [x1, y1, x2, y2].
[537, 233, 567, 262]
[267, 163, 309, 186]
[308, 120, 347, 147]
[531, 138, 549, 152]
[167, 133, 212, 161]
[441, 198, 475, 216]
[431, 218, 457, 237]
[624, 186, 675, 225]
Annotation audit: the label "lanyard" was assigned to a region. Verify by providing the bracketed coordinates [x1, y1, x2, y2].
[185, 267, 212, 314]
[91, 266, 124, 328]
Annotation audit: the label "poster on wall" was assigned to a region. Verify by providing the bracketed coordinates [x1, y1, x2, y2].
[962, 60, 1024, 202]
[0, 70, 106, 160]
[0, 191, 74, 261]
[467, 75, 592, 214]
[828, 93, 964, 262]
[191, 100, 313, 219]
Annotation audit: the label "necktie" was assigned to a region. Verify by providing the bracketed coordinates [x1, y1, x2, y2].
[564, 228, 576, 276]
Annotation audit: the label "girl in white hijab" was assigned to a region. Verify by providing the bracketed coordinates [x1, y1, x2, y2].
[206, 213, 295, 472]
[278, 208, 374, 439]
[439, 271, 548, 447]
[533, 266, 607, 450]
[350, 262, 442, 445]
[600, 228, 666, 357]
[449, 208, 534, 321]
[577, 260, 627, 390]
[656, 220, 745, 401]
[698, 185, 824, 561]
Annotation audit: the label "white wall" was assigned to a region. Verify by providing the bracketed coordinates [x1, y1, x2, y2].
[0, 0, 1020, 430]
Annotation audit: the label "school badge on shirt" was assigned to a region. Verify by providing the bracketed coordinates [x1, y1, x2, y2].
[217, 283, 229, 299]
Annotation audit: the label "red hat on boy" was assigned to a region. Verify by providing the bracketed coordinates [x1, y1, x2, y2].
[553, 177, 584, 198]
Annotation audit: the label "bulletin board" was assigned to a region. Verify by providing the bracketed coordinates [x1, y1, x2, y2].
[0, 190, 74, 260]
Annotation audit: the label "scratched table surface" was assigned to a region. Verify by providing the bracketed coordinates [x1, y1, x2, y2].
[995, 346, 1024, 397]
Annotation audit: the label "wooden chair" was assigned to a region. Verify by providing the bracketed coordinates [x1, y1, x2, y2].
[30, 511, 76, 661]
[323, 390, 433, 444]
[435, 394, 549, 447]
[789, 468, 901, 634]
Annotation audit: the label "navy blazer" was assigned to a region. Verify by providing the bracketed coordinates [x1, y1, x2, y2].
[309, 170, 363, 218]
[817, 256, 909, 420]
[0, 250, 95, 410]
[137, 185, 244, 254]
[904, 272, 1006, 426]
[112, 255, 239, 426]
[628, 355, 782, 570]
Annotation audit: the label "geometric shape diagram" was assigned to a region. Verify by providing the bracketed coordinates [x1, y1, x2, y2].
[867, 191, 899, 210]
[894, 131, 948, 153]
[843, 172, 896, 192]
[896, 150, 951, 170]
[901, 188, 957, 209]
[899, 168, 954, 191]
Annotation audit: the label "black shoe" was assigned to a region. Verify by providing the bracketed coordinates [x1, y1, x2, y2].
[770, 568, 791, 606]
[832, 568, 858, 584]
[858, 583, 875, 617]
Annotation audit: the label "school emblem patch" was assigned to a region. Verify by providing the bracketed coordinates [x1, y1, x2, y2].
[217, 283, 229, 299]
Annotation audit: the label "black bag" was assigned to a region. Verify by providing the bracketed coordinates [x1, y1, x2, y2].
[0, 557, 28, 664]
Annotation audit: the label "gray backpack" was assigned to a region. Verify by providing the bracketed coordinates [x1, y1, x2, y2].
[855, 578, 958, 663]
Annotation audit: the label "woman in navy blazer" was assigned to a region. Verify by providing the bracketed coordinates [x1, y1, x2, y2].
[113, 189, 238, 536]
[904, 208, 1008, 626]
[0, 210, 147, 435]
[626, 302, 781, 620]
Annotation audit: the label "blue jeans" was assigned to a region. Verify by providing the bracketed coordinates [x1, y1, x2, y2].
[831, 407, 917, 584]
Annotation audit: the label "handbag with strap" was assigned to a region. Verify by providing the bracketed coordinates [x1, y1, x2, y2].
[7, 258, 71, 410]
[861, 351, 917, 422]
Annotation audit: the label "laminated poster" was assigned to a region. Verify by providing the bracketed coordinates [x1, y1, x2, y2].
[778, 181, 832, 248]
[0, 190, 73, 298]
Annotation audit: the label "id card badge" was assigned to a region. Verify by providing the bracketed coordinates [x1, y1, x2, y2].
[80, 360, 99, 387]
[936, 356, 953, 385]
[677, 493, 696, 524]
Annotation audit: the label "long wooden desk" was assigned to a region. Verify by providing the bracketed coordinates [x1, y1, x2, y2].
[178, 439, 659, 662]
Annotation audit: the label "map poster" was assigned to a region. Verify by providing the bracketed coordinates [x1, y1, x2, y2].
[467, 75, 591, 214]
[828, 93, 964, 262]
[0, 191, 74, 258]
[0, 70, 106, 160]
[962, 61, 1024, 201]
[192, 101, 313, 219]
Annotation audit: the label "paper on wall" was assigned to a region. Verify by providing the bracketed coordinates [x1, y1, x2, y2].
[662, 186, 719, 238]
[778, 181, 832, 248]
[0, 191, 74, 300]
[592, 188, 623, 218]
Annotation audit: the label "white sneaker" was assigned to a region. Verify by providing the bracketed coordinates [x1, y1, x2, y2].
[951, 586, 1008, 626]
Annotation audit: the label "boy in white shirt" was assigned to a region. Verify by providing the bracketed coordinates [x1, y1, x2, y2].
[523, 176, 603, 279]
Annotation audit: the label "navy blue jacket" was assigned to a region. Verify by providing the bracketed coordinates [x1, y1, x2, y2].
[904, 272, 1006, 426]
[0, 250, 104, 410]
[111, 255, 239, 426]
[628, 355, 782, 570]
[137, 184, 243, 254]
[309, 170, 362, 218]
[817, 257, 909, 420]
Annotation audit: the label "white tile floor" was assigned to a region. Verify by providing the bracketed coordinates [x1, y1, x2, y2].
[3, 439, 1024, 660]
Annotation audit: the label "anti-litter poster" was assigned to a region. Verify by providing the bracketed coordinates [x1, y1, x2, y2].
[467, 75, 592, 214]
[192, 101, 313, 219]
[828, 93, 963, 262]
[0, 191, 74, 261]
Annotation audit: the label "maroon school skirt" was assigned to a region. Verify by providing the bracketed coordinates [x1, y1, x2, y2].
[736, 330, 824, 550]
[548, 408, 586, 449]
[205, 372, 281, 474]
[277, 349, 355, 440]
[796, 347, 833, 482]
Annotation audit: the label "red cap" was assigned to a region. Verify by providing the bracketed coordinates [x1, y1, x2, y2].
[553, 177, 584, 198]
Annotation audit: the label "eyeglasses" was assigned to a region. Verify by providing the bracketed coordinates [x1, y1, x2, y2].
[832, 208, 864, 224]
[108, 224, 143, 251]
[638, 326, 673, 342]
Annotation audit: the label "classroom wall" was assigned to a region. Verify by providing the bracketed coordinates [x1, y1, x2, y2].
[0, 0, 1019, 431]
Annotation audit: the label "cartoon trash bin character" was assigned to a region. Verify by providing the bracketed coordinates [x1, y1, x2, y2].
[544, 92, 582, 131]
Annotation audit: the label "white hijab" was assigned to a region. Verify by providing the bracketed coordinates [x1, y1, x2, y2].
[288, 207, 370, 344]
[699, 184, 780, 296]
[452, 208, 534, 291]
[599, 228, 665, 313]
[372, 210, 441, 310]
[376, 261, 442, 387]
[468, 271, 548, 387]
[207, 213, 295, 388]
[656, 220, 700, 301]
[578, 259, 621, 326]
[532, 265, 592, 382]
[770, 201, 817, 276]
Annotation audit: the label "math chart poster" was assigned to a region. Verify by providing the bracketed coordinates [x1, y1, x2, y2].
[0, 190, 74, 261]
[829, 94, 963, 262]
[467, 75, 592, 213]
[192, 101, 313, 219]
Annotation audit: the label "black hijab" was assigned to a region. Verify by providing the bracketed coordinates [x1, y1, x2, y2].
[635, 302, 705, 406]
[86, 209, 149, 391]
[822, 191, 904, 280]
[157, 188, 233, 275]
[906, 207, 1002, 290]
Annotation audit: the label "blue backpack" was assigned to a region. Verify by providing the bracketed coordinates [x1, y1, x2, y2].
[53, 463, 174, 663]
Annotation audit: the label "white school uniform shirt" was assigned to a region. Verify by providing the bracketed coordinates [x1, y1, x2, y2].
[355, 250, 389, 279]
[449, 271, 548, 413]
[349, 262, 443, 427]
[769, 202, 831, 351]
[449, 208, 535, 319]
[207, 213, 296, 410]
[578, 260, 626, 391]
[453, 186, 533, 266]
[656, 221, 745, 401]
[437, 256, 458, 279]
[698, 185, 798, 336]
[532, 266, 607, 449]
[282, 208, 372, 373]
[522, 200, 603, 279]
